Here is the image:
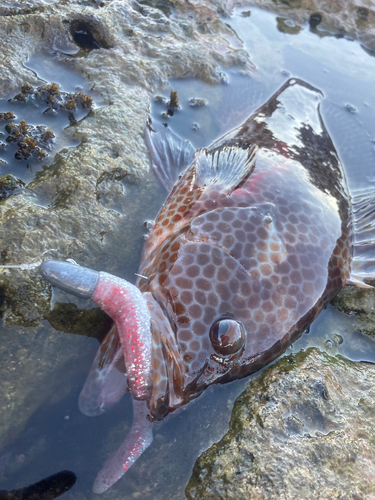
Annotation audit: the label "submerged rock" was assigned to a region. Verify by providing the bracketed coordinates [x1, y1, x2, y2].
[0, 175, 25, 199]
[229, 0, 375, 53]
[186, 348, 375, 500]
[331, 283, 375, 338]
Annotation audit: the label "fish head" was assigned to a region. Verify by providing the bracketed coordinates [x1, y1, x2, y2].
[143, 283, 249, 420]
[140, 225, 284, 420]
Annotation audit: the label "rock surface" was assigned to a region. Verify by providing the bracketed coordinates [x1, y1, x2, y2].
[226, 0, 375, 53]
[0, 0, 253, 478]
[186, 348, 375, 500]
[332, 283, 375, 339]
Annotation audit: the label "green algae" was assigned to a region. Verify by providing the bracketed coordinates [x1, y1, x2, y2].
[0, 174, 25, 199]
[331, 281, 375, 338]
[0, 272, 51, 327]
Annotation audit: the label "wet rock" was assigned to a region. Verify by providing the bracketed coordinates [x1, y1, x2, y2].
[45, 302, 112, 340]
[0, 0, 254, 326]
[0, 271, 51, 327]
[189, 98, 207, 107]
[276, 16, 302, 35]
[0, 175, 25, 199]
[223, 0, 375, 52]
[186, 348, 375, 500]
[331, 282, 375, 338]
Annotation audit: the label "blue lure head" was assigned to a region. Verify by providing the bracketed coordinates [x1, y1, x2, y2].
[39, 260, 99, 299]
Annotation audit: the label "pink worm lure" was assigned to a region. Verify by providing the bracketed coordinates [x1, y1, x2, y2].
[39, 261, 154, 492]
[91, 272, 152, 401]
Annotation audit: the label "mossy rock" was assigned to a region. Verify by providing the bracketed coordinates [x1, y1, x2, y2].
[186, 348, 375, 500]
[45, 302, 112, 340]
[331, 282, 375, 338]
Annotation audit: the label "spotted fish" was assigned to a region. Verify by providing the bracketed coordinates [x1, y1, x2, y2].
[39, 78, 372, 493]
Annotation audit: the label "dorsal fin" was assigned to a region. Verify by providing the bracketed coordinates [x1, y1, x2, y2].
[139, 143, 258, 267]
[195, 144, 258, 193]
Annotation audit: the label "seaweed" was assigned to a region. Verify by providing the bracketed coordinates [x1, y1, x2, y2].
[0, 81, 94, 169]
[9, 81, 93, 116]
[168, 90, 179, 109]
[0, 112, 15, 121]
[5, 119, 54, 161]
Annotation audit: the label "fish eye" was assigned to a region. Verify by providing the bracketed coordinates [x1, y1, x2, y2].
[209, 317, 245, 356]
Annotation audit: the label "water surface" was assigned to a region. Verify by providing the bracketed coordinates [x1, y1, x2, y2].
[1, 6, 375, 500]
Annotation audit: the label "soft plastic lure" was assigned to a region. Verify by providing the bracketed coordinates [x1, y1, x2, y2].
[39, 79, 374, 493]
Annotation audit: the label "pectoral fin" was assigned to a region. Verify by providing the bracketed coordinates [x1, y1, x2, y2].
[79, 324, 128, 417]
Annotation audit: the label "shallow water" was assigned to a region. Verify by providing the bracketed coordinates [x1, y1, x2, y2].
[1, 6, 375, 500]
[0, 53, 95, 184]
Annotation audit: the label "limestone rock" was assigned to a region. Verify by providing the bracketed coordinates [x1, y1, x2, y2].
[221, 0, 375, 53]
[332, 282, 375, 338]
[186, 348, 375, 500]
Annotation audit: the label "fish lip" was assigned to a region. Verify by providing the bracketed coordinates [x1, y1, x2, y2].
[40, 260, 99, 299]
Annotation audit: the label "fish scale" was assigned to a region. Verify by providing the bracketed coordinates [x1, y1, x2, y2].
[159, 179, 340, 376]
[139, 164, 344, 383]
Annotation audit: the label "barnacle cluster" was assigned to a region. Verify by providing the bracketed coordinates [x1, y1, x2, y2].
[5, 119, 54, 161]
[0, 81, 94, 169]
[168, 90, 180, 109]
[160, 90, 180, 119]
[10, 81, 93, 115]
[0, 111, 15, 121]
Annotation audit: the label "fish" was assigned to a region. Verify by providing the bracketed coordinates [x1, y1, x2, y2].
[39, 78, 375, 493]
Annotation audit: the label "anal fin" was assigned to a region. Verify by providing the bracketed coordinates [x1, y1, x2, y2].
[78, 324, 128, 417]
